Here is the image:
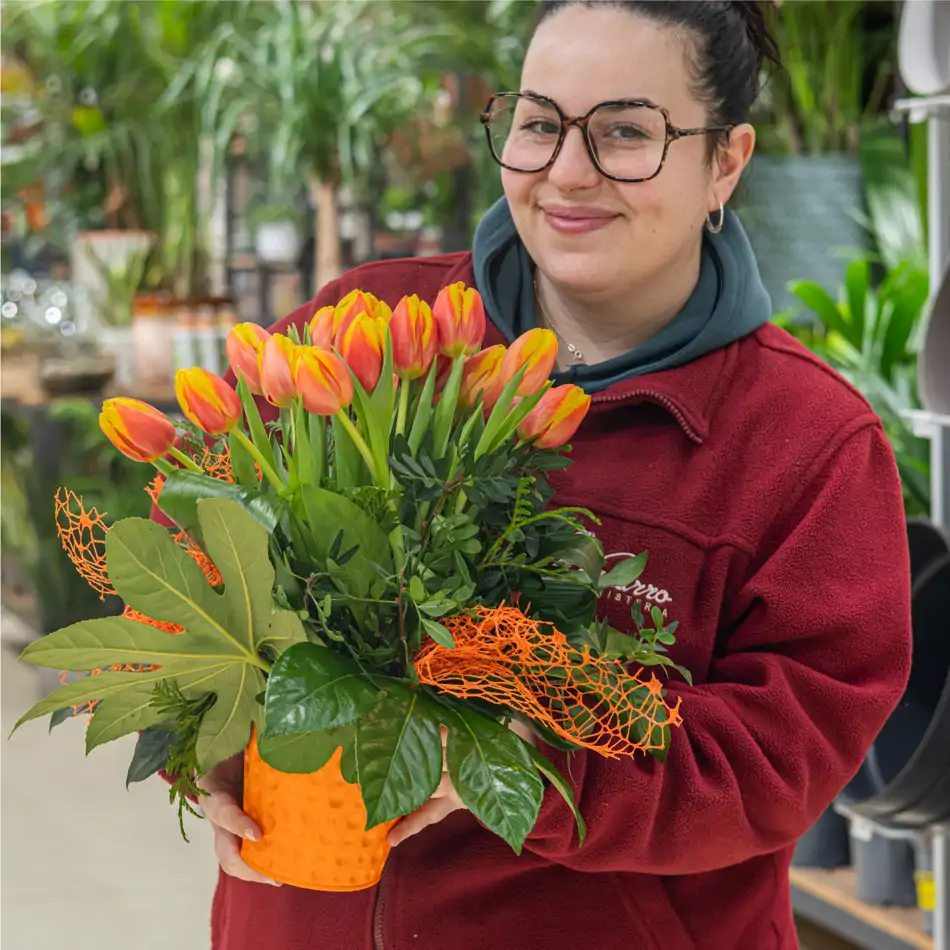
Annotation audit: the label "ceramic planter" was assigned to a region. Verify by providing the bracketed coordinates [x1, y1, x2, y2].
[240, 732, 396, 891]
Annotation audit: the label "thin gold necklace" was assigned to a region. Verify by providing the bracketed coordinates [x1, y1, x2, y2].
[533, 274, 586, 364]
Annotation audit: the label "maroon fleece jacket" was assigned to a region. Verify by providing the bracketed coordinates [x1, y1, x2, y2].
[205, 253, 911, 950]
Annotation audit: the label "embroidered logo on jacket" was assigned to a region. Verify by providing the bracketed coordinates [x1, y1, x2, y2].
[602, 552, 674, 606]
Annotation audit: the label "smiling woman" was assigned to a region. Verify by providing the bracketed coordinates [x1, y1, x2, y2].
[196, 4, 913, 950]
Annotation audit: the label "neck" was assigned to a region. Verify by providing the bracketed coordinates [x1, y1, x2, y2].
[536, 240, 703, 368]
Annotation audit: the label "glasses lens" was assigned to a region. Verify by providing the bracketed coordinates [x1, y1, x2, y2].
[485, 94, 561, 172]
[587, 104, 666, 181]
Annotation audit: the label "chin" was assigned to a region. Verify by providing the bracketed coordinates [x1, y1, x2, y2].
[536, 249, 626, 299]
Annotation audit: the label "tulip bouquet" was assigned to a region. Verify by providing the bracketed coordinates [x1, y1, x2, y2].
[16, 283, 685, 886]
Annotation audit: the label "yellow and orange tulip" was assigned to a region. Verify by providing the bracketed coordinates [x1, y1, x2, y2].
[338, 312, 386, 393]
[459, 344, 506, 411]
[295, 347, 355, 416]
[99, 398, 176, 463]
[225, 323, 270, 394]
[433, 282, 486, 358]
[517, 384, 591, 449]
[390, 295, 437, 380]
[259, 334, 301, 408]
[332, 290, 390, 347]
[499, 328, 558, 396]
[308, 306, 336, 349]
[175, 367, 243, 435]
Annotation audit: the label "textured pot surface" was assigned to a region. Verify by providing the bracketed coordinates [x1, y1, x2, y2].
[241, 735, 395, 891]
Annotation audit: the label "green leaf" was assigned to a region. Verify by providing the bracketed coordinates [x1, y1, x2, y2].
[49, 706, 77, 731]
[420, 618, 455, 649]
[524, 744, 586, 846]
[474, 363, 529, 460]
[339, 737, 358, 784]
[789, 281, 852, 343]
[598, 551, 648, 591]
[228, 427, 259, 489]
[407, 359, 438, 457]
[844, 259, 868, 350]
[258, 726, 352, 774]
[355, 686, 443, 828]
[263, 642, 379, 736]
[127, 727, 176, 787]
[331, 413, 368, 489]
[561, 535, 605, 585]
[444, 705, 544, 854]
[86, 682, 166, 754]
[237, 373, 278, 475]
[297, 484, 393, 596]
[158, 470, 281, 545]
[431, 356, 465, 459]
[409, 575, 426, 603]
[292, 401, 315, 486]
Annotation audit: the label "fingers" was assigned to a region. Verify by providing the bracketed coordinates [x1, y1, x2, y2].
[202, 789, 263, 843]
[211, 823, 282, 887]
[388, 774, 464, 848]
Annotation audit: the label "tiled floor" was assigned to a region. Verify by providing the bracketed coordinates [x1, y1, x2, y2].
[1, 608, 219, 950]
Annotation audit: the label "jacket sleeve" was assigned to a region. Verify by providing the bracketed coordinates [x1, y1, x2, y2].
[524, 420, 912, 875]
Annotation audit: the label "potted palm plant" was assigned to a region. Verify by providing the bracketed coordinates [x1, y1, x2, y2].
[735, 0, 896, 313]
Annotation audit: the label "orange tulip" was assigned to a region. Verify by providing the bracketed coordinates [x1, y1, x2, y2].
[308, 306, 336, 349]
[433, 282, 486, 358]
[332, 290, 386, 346]
[259, 334, 301, 408]
[459, 344, 506, 410]
[499, 328, 558, 396]
[294, 347, 355, 415]
[175, 367, 242, 435]
[517, 384, 591, 449]
[390, 295, 437, 380]
[99, 398, 176, 463]
[225, 323, 270, 395]
[338, 312, 386, 393]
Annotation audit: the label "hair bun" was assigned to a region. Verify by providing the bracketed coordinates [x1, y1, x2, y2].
[730, 1, 783, 69]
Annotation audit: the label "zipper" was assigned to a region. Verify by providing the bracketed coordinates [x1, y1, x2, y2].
[591, 388, 704, 444]
[372, 855, 392, 950]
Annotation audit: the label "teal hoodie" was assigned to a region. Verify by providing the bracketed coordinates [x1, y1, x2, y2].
[471, 197, 772, 393]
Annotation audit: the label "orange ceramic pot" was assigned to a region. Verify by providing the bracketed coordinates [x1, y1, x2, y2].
[241, 733, 396, 891]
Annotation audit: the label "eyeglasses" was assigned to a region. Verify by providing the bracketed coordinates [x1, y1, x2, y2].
[480, 92, 734, 184]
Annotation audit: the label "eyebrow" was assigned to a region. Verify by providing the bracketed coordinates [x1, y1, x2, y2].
[520, 90, 664, 112]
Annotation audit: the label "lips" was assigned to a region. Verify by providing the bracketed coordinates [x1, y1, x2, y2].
[539, 204, 620, 235]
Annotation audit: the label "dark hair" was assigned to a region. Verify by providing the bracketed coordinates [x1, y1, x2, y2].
[530, 1, 781, 154]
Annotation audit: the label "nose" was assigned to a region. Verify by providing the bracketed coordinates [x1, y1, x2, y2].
[546, 125, 602, 192]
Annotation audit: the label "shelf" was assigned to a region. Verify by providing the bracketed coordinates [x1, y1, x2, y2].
[791, 868, 932, 950]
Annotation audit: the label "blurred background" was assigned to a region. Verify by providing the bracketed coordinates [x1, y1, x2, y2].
[1, 2, 948, 949]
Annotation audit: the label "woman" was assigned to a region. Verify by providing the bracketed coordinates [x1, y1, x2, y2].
[201, 3, 912, 948]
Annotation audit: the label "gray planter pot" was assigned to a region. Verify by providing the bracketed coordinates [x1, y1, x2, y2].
[734, 155, 869, 315]
[791, 806, 851, 868]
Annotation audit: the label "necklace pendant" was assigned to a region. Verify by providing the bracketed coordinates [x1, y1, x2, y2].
[568, 343, 584, 361]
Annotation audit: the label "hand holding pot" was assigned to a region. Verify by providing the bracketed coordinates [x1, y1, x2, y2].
[388, 721, 538, 848]
[198, 752, 282, 887]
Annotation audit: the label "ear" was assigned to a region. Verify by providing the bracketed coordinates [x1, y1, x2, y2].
[709, 123, 755, 211]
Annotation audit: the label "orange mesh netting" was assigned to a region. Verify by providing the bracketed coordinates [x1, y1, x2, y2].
[414, 605, 683, 758]
[123, 604, 183, 635]
[55, 488, 114, 599]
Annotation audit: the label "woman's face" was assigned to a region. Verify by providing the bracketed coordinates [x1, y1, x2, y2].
[503, 6, 752, 300]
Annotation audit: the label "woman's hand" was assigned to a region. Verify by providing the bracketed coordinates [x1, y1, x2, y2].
[388, 720, 538, 847]
[198, 753, 282, 886]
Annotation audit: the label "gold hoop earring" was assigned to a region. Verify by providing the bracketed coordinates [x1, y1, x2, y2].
[706, 202, 725, 234]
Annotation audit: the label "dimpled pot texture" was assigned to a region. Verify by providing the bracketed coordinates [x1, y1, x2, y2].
[240, 733, 396, 891]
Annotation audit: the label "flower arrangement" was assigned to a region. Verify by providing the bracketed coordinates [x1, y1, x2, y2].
[15, 283, 687, 890]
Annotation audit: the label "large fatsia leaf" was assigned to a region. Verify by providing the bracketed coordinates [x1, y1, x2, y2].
[17, 499, 306, 773]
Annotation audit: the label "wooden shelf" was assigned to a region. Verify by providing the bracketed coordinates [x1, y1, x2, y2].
[790, 867, 932, 950]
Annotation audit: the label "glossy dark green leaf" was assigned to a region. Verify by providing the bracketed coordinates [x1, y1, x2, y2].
[524, 744, 586, 846]
[263, 642, 379, 736]
[445, 705, 544, 854]
[126, 727, 175, 787]
[355, 686, 443, 828]
[258, 726, 352, 774]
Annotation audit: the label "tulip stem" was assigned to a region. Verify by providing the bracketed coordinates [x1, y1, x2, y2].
[168, 446, 206, 475]
[231, 428, 289, 499]
[153, 457, 176, 478]
[335, 411, 381, 484]
[395, 377, 410, 438]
